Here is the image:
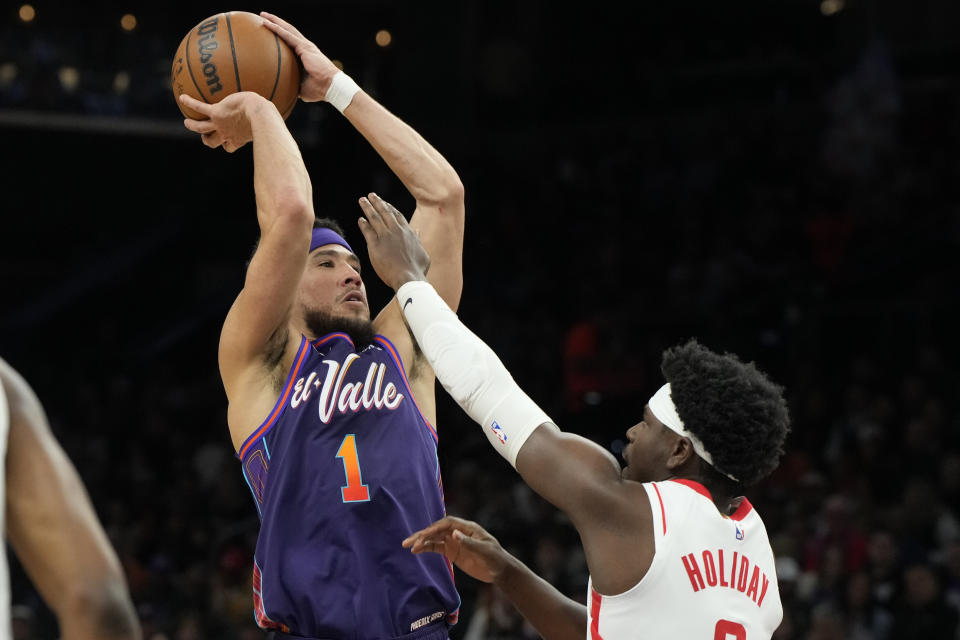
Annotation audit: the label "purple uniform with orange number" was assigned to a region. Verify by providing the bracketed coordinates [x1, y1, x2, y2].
[237, 332, 460, 639]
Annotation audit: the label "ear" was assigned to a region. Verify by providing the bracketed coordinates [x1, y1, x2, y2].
[665, 436, 696, 472]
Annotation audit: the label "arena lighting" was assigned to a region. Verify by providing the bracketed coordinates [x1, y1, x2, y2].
[114, 71, 130, 94]
[18, 4, 35, 22]
[58, 66, 79, 92]
[820, 0, 844, 16]
[0, 62, 17, 87]
[375, 29, 392, 47]
[121, 13, 137, 31]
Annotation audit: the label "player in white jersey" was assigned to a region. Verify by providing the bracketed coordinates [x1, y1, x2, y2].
[0, 358, 141, 640]
[354, 195, 791, 640]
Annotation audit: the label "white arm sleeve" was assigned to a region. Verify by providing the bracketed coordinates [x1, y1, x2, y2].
[397, 280, 552, 467]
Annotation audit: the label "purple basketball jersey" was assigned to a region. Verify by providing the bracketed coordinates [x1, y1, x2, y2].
[237, 333, 460, 638]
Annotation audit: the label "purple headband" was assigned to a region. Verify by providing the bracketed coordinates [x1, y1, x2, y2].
[310, 228, 353, 254]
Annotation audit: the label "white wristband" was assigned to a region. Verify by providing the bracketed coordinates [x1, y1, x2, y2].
[325, 71, 361, 113]
[397, 281, 552, 467]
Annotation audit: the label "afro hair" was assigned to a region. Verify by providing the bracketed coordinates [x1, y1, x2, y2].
[661, 339, 790, 487]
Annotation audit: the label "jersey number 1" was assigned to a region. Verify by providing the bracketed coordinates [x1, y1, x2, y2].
[714, 620, 746, 640]
[336, 434, 370, 502]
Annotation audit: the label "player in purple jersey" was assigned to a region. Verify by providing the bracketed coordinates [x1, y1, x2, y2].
[179, 12, 464, 640]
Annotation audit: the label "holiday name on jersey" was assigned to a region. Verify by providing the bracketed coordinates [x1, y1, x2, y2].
[290, 354, 404, 421]
[681, 549, 772, 607]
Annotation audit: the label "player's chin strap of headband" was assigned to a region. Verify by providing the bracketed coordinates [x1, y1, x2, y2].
[648, 383, 739, 483]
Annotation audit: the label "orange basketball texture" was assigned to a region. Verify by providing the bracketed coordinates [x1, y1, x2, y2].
[171, 11, 301, 120]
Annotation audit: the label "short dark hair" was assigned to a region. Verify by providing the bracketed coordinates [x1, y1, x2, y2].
[661, 339, 790, 488]
[246, 217, 348, 268]
[313, 216, 346, 236]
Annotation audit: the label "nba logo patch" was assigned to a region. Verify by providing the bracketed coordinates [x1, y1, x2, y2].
[490, 421, 507, 445]
[735, 523, 744, 541]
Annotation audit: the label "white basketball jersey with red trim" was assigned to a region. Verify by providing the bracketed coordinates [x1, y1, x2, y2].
[0, 380, 11, 639]
[586, 479, 781, 640]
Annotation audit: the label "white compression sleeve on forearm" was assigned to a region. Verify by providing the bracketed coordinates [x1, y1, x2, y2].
[397, 280, 552, 467]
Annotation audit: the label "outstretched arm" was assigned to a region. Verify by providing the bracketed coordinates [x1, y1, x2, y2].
[404, 516, 586, 640]
[181, 92, 314, 448]
[341, 90, 464, 314]
[1, 359, 141, 640]
[261, 13, 464, 385]
[360, 195, 657, 595]
[358, 195, 628, 526]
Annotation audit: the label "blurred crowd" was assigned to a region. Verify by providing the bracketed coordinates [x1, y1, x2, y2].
[0, 10, 173, 117]
[3, 5, 960, 640]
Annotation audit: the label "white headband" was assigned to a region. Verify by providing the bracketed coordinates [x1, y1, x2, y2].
[648, 383, 739, 483]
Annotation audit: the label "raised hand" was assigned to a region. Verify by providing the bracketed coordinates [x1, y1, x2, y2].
[259, 12, 341, 103]
[402, 516, 511, 584]
[180, 92, 270, 152]
[357, 193, 431, 291]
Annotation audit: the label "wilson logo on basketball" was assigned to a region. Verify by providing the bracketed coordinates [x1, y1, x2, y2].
[171, 11, 302, 121]
[194, 17, 223, 94]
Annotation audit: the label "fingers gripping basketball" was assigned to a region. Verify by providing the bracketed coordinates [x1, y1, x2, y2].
[171, 11, 301, 120]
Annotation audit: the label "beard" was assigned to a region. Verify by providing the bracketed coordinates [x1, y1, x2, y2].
[303, 307, 376, 350]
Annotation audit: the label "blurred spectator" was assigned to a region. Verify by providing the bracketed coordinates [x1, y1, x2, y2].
[889, 563, 959, 639]
[865, 531, 902, 613]
[842, 571, 893, 640]
[943, 540, 960, 617]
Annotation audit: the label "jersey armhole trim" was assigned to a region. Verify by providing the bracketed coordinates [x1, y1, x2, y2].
[237, 335, 311, 459]
[589, 586, 605, 640]
[651, 482, 667, 535]
[374, 334, 438, 445]
[312, 332, 354, 349]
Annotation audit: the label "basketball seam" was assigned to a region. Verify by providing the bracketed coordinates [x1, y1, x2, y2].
[184, 30, 211, 103]
[268, 33, 281, 101]
[280, 92, 298, 118]
[224, 12, 242, 92]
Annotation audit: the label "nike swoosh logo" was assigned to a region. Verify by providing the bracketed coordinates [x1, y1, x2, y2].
[403, 297, 414, 311]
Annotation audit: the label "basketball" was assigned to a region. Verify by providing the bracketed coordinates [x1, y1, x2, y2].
[171, 11, 301, 120]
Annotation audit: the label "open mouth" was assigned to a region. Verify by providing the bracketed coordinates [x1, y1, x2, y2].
[342, 292, 365, 304]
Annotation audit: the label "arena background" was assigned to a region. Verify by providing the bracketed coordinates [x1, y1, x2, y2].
[2, 0, 959, 638]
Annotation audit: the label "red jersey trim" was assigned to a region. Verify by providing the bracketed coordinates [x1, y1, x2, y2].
[730, 497, 754, 521]
[590, 587, 605, 640]
[670, 478, 754, 520]
[252, 558, 289, 632]
[652, 483, 667, 535]
[670, 478, 712, 500]
[446, 605, 460, 625]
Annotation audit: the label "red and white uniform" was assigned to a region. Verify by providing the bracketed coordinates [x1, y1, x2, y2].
[587, 479, 781, 640]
